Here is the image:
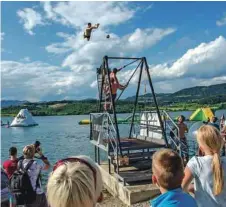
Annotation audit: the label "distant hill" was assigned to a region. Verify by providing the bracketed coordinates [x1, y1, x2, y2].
[125, 83, 226, 104]
[172, 83, 226, 97]
[1, 83, 226, 116]
[1, 100, 29, 108]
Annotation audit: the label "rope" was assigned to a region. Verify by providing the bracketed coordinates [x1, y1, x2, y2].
[117, 59, 140, 72]
[116, 60, 142, 101]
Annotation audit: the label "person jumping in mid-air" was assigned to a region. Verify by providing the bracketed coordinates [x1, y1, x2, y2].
[83, 23, 100, 41]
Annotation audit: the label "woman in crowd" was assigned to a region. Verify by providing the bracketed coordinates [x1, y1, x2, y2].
[47, 155, 103, 207]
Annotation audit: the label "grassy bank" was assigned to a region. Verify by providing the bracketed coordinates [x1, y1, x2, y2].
[1, 102, 226, 117]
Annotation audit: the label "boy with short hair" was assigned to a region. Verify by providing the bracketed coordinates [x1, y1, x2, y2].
[151, 149, 197, 207]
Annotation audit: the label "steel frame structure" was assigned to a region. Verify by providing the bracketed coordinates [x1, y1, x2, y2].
[97, 56, 168, 154]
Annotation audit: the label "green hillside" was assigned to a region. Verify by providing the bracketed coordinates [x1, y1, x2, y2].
[1, 83, 226, 116]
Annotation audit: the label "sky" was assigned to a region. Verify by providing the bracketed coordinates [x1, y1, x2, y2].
[1, 1, 226, 102]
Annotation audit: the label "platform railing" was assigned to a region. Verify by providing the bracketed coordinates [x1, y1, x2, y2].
[105, 113, 118, 158]
[162, 110, 197, 158]
[90, 112, 118, 157]
[162, 110, 183, 156]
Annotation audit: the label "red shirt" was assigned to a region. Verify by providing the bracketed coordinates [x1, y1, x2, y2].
[3, 159, 18, 178]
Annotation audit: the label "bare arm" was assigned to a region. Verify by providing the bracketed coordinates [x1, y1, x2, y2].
[185, 124, 189, 133]
[37, 151, 50, 170]
[119, 84, 126, 90]
[182, 166, 194, 192]
[91, 23, 100, 29]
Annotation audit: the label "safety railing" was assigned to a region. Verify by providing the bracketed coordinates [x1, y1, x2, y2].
[162, 110, 197, 158]
[90, 112, 118, 158]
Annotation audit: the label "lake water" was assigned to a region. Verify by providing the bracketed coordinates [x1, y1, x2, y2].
[1, 110, 226, 183]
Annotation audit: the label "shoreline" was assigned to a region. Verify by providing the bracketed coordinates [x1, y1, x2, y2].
[1, 107, 226, 117]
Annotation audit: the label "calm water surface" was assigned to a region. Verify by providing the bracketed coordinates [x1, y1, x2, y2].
[1, 110, 226, 182]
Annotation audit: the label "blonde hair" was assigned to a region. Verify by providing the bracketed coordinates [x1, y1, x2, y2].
[47, 155, 102, 207]
[197, 125, 224, 195]
[23, 145, 35, 159]
[152, 149, 184, 190]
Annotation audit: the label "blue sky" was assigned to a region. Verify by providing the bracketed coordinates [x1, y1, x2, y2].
[1, 1, 226, 101]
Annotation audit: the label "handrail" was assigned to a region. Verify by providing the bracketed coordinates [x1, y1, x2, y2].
[161, 110, 197, 157]
[104, 113, 118, 157]
[162, 110, 179, 132]
[162, 110, 182, 155]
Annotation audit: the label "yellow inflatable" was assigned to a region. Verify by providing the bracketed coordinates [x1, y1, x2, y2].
[79, 119, 91, 125]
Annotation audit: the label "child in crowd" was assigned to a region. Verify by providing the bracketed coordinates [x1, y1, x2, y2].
[47, 155, 103, 207]
[151, 149, 197, 207]
[182, 125, 226, 207]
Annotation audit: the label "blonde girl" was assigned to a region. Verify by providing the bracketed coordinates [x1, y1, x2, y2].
[47, 155, 103, 207]
[182, 125, 226, 207]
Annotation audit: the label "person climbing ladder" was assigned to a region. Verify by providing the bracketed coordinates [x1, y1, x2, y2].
[83, 23, 100, 41]
[104, 76, 127, 111]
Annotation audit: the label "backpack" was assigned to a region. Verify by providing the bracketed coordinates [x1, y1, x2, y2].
[9, 160, 37, 205]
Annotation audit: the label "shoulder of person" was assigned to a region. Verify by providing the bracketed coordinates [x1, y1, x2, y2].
[186, 156, 203, 176]
[3, 160, 9, 165]
[33, 159, 45, 169]
[32, 160, 41, 167]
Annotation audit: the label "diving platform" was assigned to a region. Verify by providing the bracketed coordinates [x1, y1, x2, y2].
[89, 56, 194, 206]
[99, 161, 160, 206]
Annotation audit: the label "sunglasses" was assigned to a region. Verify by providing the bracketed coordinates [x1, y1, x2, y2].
[53, 157, 103, 203]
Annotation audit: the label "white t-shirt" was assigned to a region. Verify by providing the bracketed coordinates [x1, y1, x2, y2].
[187, 155, 226, 207]
[21, 159, 45, 194]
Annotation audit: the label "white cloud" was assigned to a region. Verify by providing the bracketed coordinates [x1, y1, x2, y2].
[10, 2, 226, 101]
[117, 36, 226, 85]
[2, 36, 226, 101]
[143, 4, 153, 12]
[1, 32, 5, 41]
[20, 56, 31, 62]
[1, 32, 5, 52]
[118, 36, 226, 91]
[45, 27, 175, 72]
[216, 13, 226, 26]
[42, 1, 56, 20]
[17, 8, 45, 35]
[125, 28, 176, 51]
[1, 60, 96, 101]
[42, 2, 135, 29]
[150, 36, 226, 81]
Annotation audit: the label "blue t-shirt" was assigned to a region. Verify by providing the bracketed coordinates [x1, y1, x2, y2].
[150, 188, 197, 207]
